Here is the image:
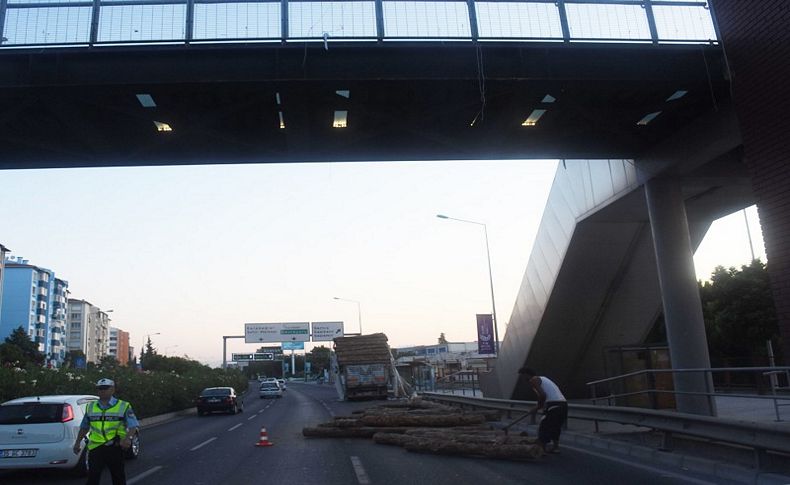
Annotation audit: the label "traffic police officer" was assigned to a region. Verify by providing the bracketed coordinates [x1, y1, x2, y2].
[73, 378, 140, 485]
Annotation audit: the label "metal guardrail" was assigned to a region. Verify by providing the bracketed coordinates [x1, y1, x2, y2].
[586, 366, 790, 422]
[420, 392, 790, 463]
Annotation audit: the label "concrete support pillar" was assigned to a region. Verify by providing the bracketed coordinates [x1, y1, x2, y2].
[645, 176, 716, 416]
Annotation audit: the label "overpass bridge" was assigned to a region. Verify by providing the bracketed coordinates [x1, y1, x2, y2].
[2, 0, 788, 416]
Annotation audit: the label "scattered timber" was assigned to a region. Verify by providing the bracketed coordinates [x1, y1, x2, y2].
[302, 398, 542, 461]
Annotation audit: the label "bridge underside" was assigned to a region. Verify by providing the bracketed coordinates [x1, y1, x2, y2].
[0, 43, 728, 168]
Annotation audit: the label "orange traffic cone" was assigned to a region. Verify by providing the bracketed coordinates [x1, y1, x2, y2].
[255, 427, 274, 447]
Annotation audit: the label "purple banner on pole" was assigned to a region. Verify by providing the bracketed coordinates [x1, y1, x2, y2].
[476, 314, 495, 354]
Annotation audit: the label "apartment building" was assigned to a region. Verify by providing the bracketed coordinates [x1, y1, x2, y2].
[108, 327, 130, 365]
[66, 299, 111, 364]
[0, 256, 69, 367]
[0, 244, 9, 318]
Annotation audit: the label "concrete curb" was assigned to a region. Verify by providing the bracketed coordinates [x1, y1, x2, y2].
[139, 408, 196, 429]
[561, 429, 790, 485]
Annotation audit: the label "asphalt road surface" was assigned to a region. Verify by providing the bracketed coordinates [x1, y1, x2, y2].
[1, 381, 734, 484]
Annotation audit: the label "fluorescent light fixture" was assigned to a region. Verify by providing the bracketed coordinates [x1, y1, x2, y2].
[333, 110, 348, 128]
[541, 94, 556, 103]
[666, 90, 688, 101]
[521, 109, 547, 127]
[136, 94, 156, 108]
[278, 111, 285, 129]
[637, 111, 661, 126]
[276, 92, 281, 105]
[336, 90, 350, 99]
[153, 121, 172, 132]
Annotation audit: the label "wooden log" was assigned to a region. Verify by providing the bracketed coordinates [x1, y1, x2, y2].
[360, 414, 485, 427]
[373, 432, 422, 447]
[317, 419, 361, 428]
[403, 438, 543, 460]
[302, 426, 410, 438]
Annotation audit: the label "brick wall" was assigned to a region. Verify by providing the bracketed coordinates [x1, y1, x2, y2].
[710, 1, 790, 363]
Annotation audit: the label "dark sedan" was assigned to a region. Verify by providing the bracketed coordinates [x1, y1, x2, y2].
[196, 387, 243, 416]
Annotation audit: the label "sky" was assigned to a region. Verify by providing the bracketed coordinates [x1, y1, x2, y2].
[0, 161, 765, 367]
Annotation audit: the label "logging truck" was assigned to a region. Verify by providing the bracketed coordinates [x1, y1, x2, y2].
[332, 333, 392, 400]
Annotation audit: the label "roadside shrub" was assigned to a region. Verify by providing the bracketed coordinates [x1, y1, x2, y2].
[0, 366, 248, 418]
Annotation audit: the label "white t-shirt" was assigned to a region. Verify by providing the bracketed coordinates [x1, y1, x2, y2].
[538, 376, 566, 402]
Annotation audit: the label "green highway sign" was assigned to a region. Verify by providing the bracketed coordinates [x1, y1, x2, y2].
[232, 353, 275, 362]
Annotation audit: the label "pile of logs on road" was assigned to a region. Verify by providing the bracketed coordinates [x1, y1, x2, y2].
[302, 398, 543, 460]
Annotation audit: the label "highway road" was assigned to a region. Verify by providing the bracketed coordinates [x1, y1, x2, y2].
[1, 381, 734, 484]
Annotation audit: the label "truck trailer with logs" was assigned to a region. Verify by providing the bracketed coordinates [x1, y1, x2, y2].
[332, 333, 395, 400]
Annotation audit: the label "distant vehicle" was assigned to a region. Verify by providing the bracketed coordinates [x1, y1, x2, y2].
[0, 394, 141, 476]
[259, 381, 283, 399]
[259, 377, 277, 383]
[196, 387, 244, 415]
[277, 379, 287, 391]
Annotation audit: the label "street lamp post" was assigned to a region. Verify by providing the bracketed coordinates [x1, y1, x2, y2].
[333, 297, 362, 335]
[437, 214, 500, 355]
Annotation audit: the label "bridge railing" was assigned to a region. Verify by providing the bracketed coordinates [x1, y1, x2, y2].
[586, 366, 790, 422]
[0, 0, 717, 49]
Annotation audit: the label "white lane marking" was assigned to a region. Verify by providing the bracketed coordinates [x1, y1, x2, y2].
[228, 423, 243, 431]
[563, 444, 719, 485]
[350, 456, 371, 485]
[128, 466, 162, 484]
[320, 400, 335, 417]
[190, 437, 217, 451]
[247, 415, 256, 421]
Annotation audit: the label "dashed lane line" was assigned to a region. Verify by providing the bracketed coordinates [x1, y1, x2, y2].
[190, 437, 217, 451]
[228, 423, 243, 431]
[247, 414, 256, 420]
[128, 466, 162, 484]
[350, 456, 371, 484]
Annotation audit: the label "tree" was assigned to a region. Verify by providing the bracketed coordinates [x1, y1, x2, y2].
[0, 326, 45, 367]
[307, 346, 331, 375]
[700, 260, 782, 366]
[438, 333, 448, 345]
[140, 336, 159, 370]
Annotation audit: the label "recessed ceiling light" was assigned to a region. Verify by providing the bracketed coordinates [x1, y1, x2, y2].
[637, 111, 661, 125]
[333, 110, 348, 128]
[136, 94, 156, 108]
[521, 109, 547, 127]
[153, 121, 172, 132]
[278, 111, 285, 129]
[336, 90, 350, 99]
[541, 94, 556, 103]
[666, 90, 687, 101]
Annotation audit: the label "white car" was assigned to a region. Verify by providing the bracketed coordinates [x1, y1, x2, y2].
[0, 395, 140, 475]
[277, 379, 287, 391]
[259, 381, 283, 399]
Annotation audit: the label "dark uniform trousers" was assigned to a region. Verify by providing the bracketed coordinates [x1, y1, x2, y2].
[86, 441, 126, 485]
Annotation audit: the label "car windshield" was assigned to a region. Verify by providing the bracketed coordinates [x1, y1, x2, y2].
[200, 388, 230, 397]
[261, 383, 278, 389]
[0, 403, 64, 424]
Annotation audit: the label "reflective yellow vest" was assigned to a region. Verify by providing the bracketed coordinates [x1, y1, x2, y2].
[86, 400, 130, 450]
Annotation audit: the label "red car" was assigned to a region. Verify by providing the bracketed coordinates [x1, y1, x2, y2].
[196, 387, 244, 416]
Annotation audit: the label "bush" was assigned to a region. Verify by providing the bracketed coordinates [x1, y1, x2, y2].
[0, 366, 248, 419]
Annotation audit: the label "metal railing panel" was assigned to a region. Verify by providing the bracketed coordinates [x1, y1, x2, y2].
[288, 0, 376, 39]
[97, 3, 186, 42]
[652, 4, 716, 43]
[565, 2, 651, 42]
[382, 1, 471, 38]
[192, 1, 280, 40]
[3, 5, 91, 44]
[474, 2, 561, 40]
